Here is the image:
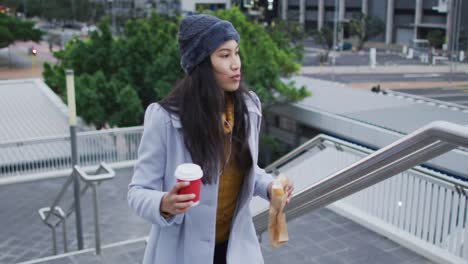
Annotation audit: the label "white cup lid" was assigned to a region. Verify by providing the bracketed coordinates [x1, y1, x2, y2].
[175, 163, 203, 181]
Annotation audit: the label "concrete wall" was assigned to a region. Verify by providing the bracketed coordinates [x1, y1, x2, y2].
[395, 0, 415, 9]
[422, 0, 439, 9]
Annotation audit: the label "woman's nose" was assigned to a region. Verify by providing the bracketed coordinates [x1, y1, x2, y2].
[231, 58, 240, 71]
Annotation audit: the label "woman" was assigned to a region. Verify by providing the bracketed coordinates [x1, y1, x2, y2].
[128, 14, 294, 264]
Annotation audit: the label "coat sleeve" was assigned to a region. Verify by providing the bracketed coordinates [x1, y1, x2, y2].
[249, 92, 274, 201]
[127, 103, 179, 227]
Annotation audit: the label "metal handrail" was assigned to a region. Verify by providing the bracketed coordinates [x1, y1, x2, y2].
[0, 126, 143, 148]
[318, 136, 468, 189]
[254, 121, 468, 234]
[38, 162, 115, 255]
[74, 163, 115, 255]
[38, 207, 67, 255]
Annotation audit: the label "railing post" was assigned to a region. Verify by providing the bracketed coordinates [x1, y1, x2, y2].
[66, 69, 84, 250]
[51, 227, 57, 255]
[62, 218, 68, 253]
[91, 182, 101, 255]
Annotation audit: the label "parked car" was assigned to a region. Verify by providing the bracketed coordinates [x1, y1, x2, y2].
[334, 42, 353, 51]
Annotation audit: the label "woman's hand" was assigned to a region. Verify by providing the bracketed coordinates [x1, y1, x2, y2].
[160, 182, 195, 216]
[268, 175, 294, 206]
[283, 178, 294, 205]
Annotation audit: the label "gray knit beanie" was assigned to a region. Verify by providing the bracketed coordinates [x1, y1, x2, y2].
[178, 14, 240, 74]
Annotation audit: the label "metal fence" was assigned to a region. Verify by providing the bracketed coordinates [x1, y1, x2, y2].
[0, 127, 143, 178]
[327, 140, 468, 261]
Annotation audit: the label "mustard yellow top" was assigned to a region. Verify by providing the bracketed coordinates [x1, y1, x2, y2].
[216, 97, 244, 244]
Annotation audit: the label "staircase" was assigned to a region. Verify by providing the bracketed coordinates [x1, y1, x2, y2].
[2, 121, 468, 264]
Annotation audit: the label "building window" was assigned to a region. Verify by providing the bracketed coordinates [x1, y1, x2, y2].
[195, 3, 226, 11]
[278, 116, 296, 132]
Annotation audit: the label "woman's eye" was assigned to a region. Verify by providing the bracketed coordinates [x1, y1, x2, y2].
[222, 54, 229, 58]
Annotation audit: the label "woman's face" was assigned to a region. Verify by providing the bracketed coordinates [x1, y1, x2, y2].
[210, 40, 241, 92]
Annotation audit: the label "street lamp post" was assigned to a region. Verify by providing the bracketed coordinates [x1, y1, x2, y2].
[65, 69, 84, 250]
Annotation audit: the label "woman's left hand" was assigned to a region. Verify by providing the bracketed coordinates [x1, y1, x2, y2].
[283, 176, 294, 205]
[268, 175, 294, 206]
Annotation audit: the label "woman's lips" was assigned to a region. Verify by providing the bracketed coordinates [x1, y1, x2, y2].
[231, 74, 241, 81]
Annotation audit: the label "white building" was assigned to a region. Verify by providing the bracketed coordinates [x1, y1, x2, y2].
[277, 0, 467, 47]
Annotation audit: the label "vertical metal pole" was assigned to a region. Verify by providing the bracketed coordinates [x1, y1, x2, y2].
[8, 46, 12, 68]
[332, 0, 339, 81]
[31, 54, 34, 77]
[449, 0, 455, 82]
[454, 0, 462, 71]
[66, 69, 83, 250]
[92, 182, 102, 255]
[446, 0, 453, 54]
[281, 0, 287, 20]
[71, 0, 76, 22]
[414, 0, 422, 39]
[385, 0, 394, 44]
[52, 227, 57, 255]
[338, 0, 345, 49]
[318, 0, 324, 30]
[23, 0, 27, 17]
[299, 0, 305, 27]
[361, 0, 368, 15]
[62, 219, 68, 253]
[109, 0, 116, 34]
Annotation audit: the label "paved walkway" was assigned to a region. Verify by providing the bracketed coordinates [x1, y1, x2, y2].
[21, 206, 433, 264]
[0, 167, 149, 264]
[2, 168, 433, 264]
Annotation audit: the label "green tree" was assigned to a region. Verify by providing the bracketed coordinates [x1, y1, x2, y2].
[74, 71, 143, 128]
[312, 25, 334, 63]
[43, 8, 309, 129]
[267, 19, 305, 63]
[43, 15, 179, 127]
[427, 29, 445, 49]
[461, 31, 468, 51]
[214, 7, 309, 109]
[348, 12, 384, 51]
[0, 13, 42, 48]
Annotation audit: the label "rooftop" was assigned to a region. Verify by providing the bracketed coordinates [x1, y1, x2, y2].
[0, 79, 70, 142]
[0, 78, 91, 143]
[289, 76, 468, 135]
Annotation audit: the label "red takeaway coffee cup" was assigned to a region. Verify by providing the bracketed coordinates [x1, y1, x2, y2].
[175, 163, 203, 206]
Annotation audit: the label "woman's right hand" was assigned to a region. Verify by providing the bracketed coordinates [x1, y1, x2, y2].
[160, 182, 195, 216]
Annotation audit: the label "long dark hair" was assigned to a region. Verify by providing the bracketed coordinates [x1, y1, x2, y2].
[159, 58, 253, 184]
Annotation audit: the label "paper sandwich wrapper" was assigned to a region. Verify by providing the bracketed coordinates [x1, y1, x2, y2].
[268, 174, 289, 249]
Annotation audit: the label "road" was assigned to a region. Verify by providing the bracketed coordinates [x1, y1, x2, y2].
[0, 41, 58, 79]
[304, 72, 468, 83]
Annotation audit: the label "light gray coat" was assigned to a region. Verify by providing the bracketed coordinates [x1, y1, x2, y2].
[128, 92, 273, 264]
